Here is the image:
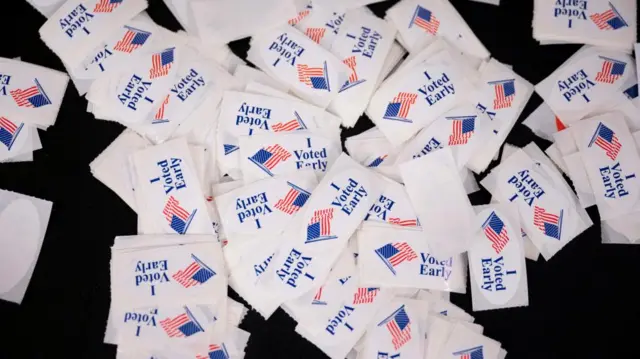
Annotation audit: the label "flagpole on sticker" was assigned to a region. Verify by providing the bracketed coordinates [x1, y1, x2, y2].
[191, 254, 216, 277]
[184, 306, 205, 333]
[557, 209, 564, 241]
[33, 79, 52, 106]
[7, 123, 24, 151]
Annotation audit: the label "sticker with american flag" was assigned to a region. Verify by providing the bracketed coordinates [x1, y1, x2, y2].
[447, 115, 476, 146]
[312, 286, 327, 305]
[377, 305, 412, 350]
[272, 112, 307, 132]
[588, 122, 622, 160]
[488, 79, 516, 110]
[388, 217, 420, 228]
[159, 307, 205, 338]
[0, 117, 24, 151]
[152, 95, 170, 124]
[274, 182, 311, 215]
[533, 206, 563, 240]
[352, 287, 380, 304]
[339, 56, 367, 92]
[172, 254, 216, 288]
[482, 211, 510, 254]
[247, 144, 292, 176]
[383, 92, 418, 123]
[366, 154, 388, 168]
[196, 344, 230, 359]
[10, 79, 52, 108]
[590, 3, 628, 30]
[305, 27, 326, 44]
[375, 242, 418, 275]
[409, 5, 440, 35]
[594, 56, 626, 84]
[113, 26, 151, 53]
[453, 345, 484, 359]
[149, 48, 175, 79]
[306, 208, 337, 243]
[288, 8, 311, 26]
[163, 196, 196, 234]
[297, 61, 331, 91]
[94, 0, 122, 13]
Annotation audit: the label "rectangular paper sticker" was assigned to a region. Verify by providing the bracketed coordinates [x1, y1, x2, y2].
[131, 138, 214, 235]
[238, 132, 341, 183]
[39, 0, 148, 70]
[357, 226, 466, 293]
[248, 26, 349, 108]
[111, 241, 226, 308]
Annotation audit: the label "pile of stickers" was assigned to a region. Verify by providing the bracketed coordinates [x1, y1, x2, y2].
[11, 0, 639, 358]
[0, 57, 68, 162]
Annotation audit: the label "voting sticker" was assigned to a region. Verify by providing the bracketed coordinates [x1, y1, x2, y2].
[39, 0, 148, 70]
[238, 132, 341, 183]
[215, 172, 317, 237]
[250, 26, 349, 108]
[469, 206, 528, 310]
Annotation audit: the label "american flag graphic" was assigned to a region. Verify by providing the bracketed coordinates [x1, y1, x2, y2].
[378, 305, 412, 350]
[10, 79, 51, 108]
[383, 92, 418, 122]
[172, 254, 216, 288]
[533, 206, 563, 240]
[275, 182, 311, 215]
[272, 112, 307, 132]
[375, 242, 418, 275]
[594, 57, 626, 84]
[367, 155, 388, 168]
[113, 26, 151, 53]
[248, 144, 292, 176]
[312, 286, 327, 305]
[389, 217, 420, 227]
[343, 56, 359, 84]
[149, 48, 175, 79]
[489, 79, 516, 110]
[588, 122, 622, 160]
[409, 5, 440, 35]
[305, 27, 326, 44]
[339, 56, 367, 92]
[448, 116, 476, 145]
[94, 0, 122, 13]
[160, 308, 204, 338]
[163, 196, 195, 234]
[297, 62, 330, 91]
[306, 208, 336, 243]
[195, 344, 230, 359]
[352, 287, 380, 304]
[482, 211, 510, 254]
[153, 95, 170, 124]
[0, 117, 23, 150]
[288, 9, 311, 25]
[453, 346, 484, 359]
[590, 3, 627, 30]
[224, 144, 239, 155]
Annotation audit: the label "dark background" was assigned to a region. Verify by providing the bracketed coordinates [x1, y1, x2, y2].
[1, 0, 639, 358]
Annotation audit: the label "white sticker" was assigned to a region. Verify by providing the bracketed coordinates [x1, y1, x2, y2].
[130, 139, 214, 235]
[39, 0, 148, 70]
[469, 205, 529, 310]
[248, 26, 350, 108]
[238, 132, 341, 183]
[357, 226, 466, 293]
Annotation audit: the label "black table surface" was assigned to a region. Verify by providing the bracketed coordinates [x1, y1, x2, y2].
[2, 0, 640, 358]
